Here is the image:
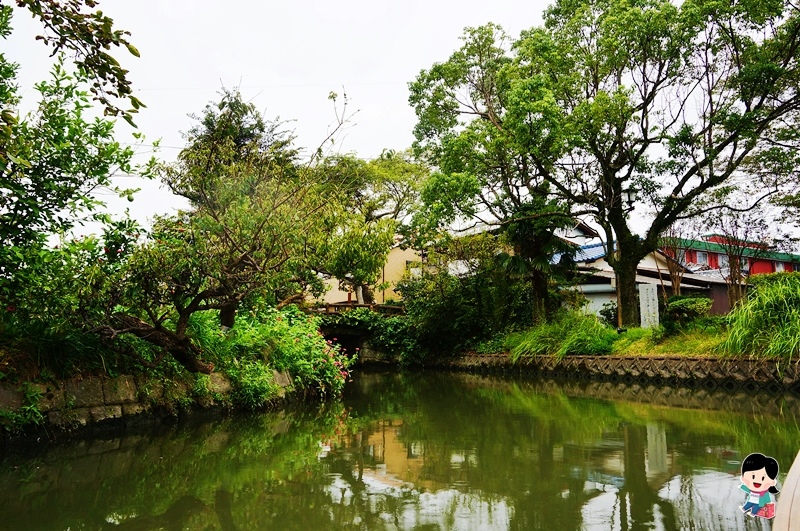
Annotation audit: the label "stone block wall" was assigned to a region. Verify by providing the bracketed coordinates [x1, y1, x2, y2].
[0, 370, 293, 434]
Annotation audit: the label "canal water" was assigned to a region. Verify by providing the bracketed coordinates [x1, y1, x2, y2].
[0, 370, 797, 530]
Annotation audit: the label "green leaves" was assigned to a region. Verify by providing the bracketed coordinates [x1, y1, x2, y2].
[15, 0, 144, 126]
[0, 56, 150, 277]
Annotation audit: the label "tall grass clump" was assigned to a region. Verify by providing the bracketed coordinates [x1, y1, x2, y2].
[723, 273, 800, 362]
[511, 312, 617, 361]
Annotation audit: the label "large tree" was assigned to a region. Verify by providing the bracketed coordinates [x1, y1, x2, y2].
[408, 24, 584, 324]
[411, 0, 800, 325]
[81, 91, 387, 373]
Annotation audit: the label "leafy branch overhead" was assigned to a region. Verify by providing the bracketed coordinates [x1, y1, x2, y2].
[14, 0, 144, 126]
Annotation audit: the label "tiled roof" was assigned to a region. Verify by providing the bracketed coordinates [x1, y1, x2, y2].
[552, 241, 613, 264]
[574, 241, 612, 263]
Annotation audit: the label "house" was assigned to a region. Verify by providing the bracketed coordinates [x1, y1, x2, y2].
[667, 235, 800, 275]
[566, 241, 731, 316]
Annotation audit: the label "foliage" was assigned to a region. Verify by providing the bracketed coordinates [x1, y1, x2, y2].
[598, 302, 618, 328]
[0, 54, 150, 280]
[11, 0, 143, 128]
[191, 306, 354, 399]
[410, 1, 800, 325]
[315, 150, 426, 303]
[748, 271, 800, 288]
[664, 297, 713, 327]
[319, 213, 395, 300]
[724, 273, 800, 362]
[0, 218, 145, 380]
[511, 311, 616, 360]
[0, 382, 43, 432]
[60, 90, 360, 373]
[319, 308, 417, 362]
[227, 360, 279, 410]
[407, 38, 576, 323]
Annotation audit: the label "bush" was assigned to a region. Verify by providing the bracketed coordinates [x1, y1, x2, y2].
[658, 296, 713, 338]
[665, 297, 712, 324]
[511, 312, 617, 360]
[228, 360, 279, 409]
[724, 273, 800, 362]
[598, 302, 618, 327]
[192, 305, 354, 398]
[395, 267, 542, 360]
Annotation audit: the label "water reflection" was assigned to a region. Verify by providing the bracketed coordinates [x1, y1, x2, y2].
[0, 371, 795, 530]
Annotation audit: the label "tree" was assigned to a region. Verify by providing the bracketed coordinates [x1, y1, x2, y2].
[73, 91, 367, 373]
[314, 150, 426, 303]
[0, 60, 143, 256]
[657, 222, 693, 298]
[411, 0, 800, 326]
[0, 6, 147, 286]
[408, 24, 582, 324]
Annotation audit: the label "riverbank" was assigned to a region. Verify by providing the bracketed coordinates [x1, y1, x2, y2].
[0, 370, 295, 442]
[435, 352, 800, 393]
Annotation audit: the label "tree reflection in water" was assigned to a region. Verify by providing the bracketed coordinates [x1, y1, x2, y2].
[0, 371, 796, 530]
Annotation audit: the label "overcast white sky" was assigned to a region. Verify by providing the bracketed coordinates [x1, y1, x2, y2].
[6, 0, 550, 228]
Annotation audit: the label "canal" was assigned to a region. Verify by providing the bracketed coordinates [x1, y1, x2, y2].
[1, 370, 797, 530]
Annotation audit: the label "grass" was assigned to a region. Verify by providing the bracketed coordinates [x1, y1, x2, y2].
[611, 327, 727, 357]
[510, 312, 618, 361]
[480, 311, 730, 359]
[723, 274, 800, 363]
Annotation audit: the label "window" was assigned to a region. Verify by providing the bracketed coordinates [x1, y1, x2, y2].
[696, 251, 708, 265]
[794, 263, 800, 272]
[718, 254, 728, 268]
[775, 262, 785, 272]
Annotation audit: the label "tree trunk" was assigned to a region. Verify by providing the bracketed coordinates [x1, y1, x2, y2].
[112, 314, 214, 374]
[355, 284, 364, 304]
[616, 254, 640, 327]
[219, 305, 236, 329]
[530, 271, 548, 325]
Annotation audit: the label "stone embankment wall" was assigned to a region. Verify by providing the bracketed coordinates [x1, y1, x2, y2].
[440, 353, 800, 393]
[0, 370, 293, 436]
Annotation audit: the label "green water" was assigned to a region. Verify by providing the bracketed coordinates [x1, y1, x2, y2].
[1, 371, 797, 530]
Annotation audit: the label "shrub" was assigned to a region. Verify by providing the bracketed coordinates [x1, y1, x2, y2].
[511, 312, 617, 360]
[598, 302, 618, 327]
[664, 297, 712, 325]
[724, 273, 800, 362]
[228, 360, 279, 409]
[192, 306, 354, 398]
[658, 296, 713, 338]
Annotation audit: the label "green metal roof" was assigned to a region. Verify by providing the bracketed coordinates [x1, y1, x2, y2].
[670, 238, 800, 262]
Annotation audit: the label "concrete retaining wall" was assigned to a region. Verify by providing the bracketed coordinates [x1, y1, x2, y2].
[438, 353, 800, 393]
